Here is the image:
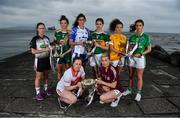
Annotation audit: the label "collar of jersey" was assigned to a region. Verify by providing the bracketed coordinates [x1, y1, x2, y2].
[78, 26, 85, 30]
[136, 32, 144, 37]
[60, 29, 68, 33]
[37, 35, 45, 39]
[71, 67, 79, 77]
[102, 64, 111, 72]
[95, 30, 104, 34]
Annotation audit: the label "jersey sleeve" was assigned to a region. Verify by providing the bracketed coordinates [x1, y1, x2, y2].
[62, 71, 71, 87]
[110, 66, 117, 82]
[54, 32, 57, 37]
[69, 28, 76, 42]
[29, 37, 36, 49]
[146, 35, 151, 47]
[109, 35, 114, 45]
[53, 32, 58, 43]
[105, 33, 110, 43]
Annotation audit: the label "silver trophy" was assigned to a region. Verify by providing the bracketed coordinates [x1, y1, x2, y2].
[83, 40, 94, 54]
[81, 78, 97, 106]
[52, 45, 63, 58]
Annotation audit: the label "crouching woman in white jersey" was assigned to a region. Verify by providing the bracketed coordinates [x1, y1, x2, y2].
[56, 57, 85, 108]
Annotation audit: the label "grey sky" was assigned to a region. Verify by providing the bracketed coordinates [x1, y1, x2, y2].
[0, 0, 180, 33]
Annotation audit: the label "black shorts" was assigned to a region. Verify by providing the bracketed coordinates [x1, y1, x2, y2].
[36, 57, 51, 72]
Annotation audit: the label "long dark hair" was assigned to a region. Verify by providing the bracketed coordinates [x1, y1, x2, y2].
[135, 19, 144, 26]
[109, 19, 123, 32]
[36, 22, 45, 35]
[73, 13, 86, 28]
[59, 15, 69, 24]
[73, 56, 82, 63]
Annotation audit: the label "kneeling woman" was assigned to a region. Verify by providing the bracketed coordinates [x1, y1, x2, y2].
[56, 57, 85, 108]
[96, 54, 123, 107]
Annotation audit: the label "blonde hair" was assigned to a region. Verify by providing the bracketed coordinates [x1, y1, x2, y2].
[101, 53, 109, 60]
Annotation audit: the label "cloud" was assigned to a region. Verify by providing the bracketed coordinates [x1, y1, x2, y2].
[0, 0, 179, 33]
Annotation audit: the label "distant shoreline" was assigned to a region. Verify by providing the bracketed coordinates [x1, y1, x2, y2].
[0, 28, 179, 35]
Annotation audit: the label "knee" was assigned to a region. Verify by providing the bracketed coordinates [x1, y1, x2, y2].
[35, 76, 41, 80]
[137, 74, 143, 80]
[137, 77, 143, 81]
[100, 95, 106, 102]
[70, 96, 77, 104]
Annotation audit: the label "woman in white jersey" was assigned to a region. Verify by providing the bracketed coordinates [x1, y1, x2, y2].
[56, 57, 85, 108]
[69, 13, 90, 68]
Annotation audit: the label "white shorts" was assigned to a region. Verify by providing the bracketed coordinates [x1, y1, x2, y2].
[56, 89, 63, 96]
[111, 57, 125, 67]
[90, 54, 102, 67]
[128, 56, 146, 69]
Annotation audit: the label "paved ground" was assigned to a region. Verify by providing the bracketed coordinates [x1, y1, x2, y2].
[0, 51, 180, 117]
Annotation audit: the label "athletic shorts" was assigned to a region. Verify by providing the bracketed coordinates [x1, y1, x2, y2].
[128, 56, 146, 69]
[57, 54, 71, 64]
[72, 53, 88, 62]
[111, 57, 125, 67]
[34, 57, 51, 72]
[90, 53, 102, 67]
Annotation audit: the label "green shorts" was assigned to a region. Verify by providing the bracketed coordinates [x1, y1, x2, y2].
[57, 54, 71, 64]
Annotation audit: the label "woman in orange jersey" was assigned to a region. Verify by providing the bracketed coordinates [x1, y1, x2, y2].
[109, 19, 127, 75]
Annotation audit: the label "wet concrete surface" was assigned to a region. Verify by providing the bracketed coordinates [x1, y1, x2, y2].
[0, 51, 180, 117]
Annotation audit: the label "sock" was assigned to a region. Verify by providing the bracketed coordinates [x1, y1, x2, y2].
[44, 84, 48, 91]
[137, 89, 141, 94]
[128, 87, 132, 91]
[35, 87, 40, 95]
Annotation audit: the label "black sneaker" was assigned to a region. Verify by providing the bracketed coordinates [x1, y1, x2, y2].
[58, 97, 69, 109]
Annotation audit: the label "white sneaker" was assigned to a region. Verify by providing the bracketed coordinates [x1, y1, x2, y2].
[122, 89, 132, 96]
[110, 93, 122, 107]
[135, 93, 141, 102]
[99, 101, 105, 104]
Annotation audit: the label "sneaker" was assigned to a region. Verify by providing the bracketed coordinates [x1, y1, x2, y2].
[110, 93, 122, 107]
[58, 97, 68, 109]
[122, 89, 132, 96]
[36, 93, 44, 101]
[99, 101, 105, 104]
[44, 88, 53, 96]
[135, 93, 141, 101]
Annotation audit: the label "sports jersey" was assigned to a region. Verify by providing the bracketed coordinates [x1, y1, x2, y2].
[54, 29, 71, 53]
[129, 32, 151, 54]
[29, 35, 51, 72]
[99, 65, 123, 92]
[70, 26, 90, 54]
[56, 66, 85, 91]
[91, 31, 110, 54]
[109, 34, 127, 61]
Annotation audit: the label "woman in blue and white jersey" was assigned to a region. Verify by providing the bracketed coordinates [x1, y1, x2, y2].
[69, 13, 90, 67]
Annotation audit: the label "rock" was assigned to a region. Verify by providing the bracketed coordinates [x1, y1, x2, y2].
[150, 45, 170, 63]
[170, 51, 180, 67]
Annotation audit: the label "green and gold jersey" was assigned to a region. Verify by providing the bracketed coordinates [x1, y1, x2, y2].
[91, 31, 110, 54]
[54, 29, 70, 52]
[129, 32, 151, 54]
